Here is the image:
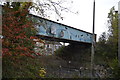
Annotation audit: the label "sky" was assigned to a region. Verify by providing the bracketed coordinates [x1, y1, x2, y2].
[50, 0, 120, 41]
[0, 0, 119, 41]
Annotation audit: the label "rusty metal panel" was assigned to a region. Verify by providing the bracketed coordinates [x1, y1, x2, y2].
[30, 14, 94, 44]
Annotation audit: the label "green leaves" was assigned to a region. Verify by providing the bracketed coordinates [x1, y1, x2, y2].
[95, 6, 119, 78]
[2, 2, 37, 57]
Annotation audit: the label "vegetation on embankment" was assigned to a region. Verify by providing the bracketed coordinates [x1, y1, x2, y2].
[55, 43, 91, 68]
[3, 55, 42, 78]
[3, 54, 80, 78]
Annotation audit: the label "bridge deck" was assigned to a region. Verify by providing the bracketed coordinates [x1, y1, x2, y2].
[29, 14, 96, 44]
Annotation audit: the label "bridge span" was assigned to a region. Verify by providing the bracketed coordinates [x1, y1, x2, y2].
[29, 14, 96, 44]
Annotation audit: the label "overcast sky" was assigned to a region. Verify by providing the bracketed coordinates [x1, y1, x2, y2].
[50, 0, 120, 41]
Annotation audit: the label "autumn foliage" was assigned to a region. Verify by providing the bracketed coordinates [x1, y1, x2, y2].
[2, 5, 38, 58]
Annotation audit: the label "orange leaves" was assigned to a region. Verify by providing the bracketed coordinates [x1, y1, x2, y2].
[2, 48, 9, 53]
[23, 47, 27, 51]
[30, 36, 45, 44]
[2, 48, 12, 56]
[2, 6, 44, 58]
[2, 7, 36, 57]
[15, 46, 28, 51]
[15, 33, 27, 39]
[15, 36, 22, 39]
[35, 53, 42, 56]
[30, 36, 36, 39]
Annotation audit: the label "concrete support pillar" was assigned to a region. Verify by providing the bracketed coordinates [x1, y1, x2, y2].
[63, 42, 65, 46]
[52, 42, 54, 54]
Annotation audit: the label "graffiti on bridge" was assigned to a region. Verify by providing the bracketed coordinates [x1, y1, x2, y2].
[30, 14, 95, 44]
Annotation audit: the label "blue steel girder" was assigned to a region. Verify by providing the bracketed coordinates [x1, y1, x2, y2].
[29, 14, 96, 44]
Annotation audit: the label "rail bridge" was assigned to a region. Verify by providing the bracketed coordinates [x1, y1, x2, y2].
[29, 14, 96, 45]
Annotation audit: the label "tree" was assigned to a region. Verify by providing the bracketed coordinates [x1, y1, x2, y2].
[30, 0, 74, 20]
[96, 7, 118, 60]
[107, 7, 118, 57]
[106, 7, 119, 78]
[95, 6, 120, 78]
[2, 2, 39, 58]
